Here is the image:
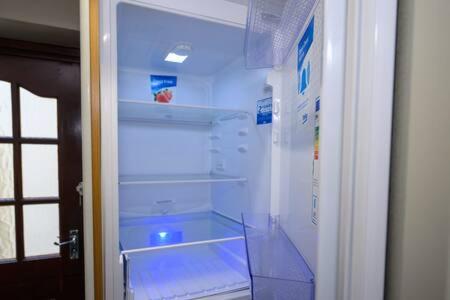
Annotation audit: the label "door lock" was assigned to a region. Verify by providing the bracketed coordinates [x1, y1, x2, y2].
[54, 229, 79, 260]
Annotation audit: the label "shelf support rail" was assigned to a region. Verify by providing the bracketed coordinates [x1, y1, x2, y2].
[120, 236, 245, 256]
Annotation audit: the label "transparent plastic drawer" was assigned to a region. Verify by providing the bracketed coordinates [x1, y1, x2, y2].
[242, 214, 315, 300]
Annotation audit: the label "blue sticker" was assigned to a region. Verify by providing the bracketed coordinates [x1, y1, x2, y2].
[298, 17, 314, 95]
[150, 75, 177, 103]
[256, 97, 272, 125]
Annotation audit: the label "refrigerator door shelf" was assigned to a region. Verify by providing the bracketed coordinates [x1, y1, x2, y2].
[242, 214, 315, 300]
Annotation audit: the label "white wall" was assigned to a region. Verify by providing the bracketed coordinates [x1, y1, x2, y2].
[0, 0, 79, 30]
[0, 1, 79, 49]
[118, 68, 213, 105]
[117, 52, 272, 221]
[386, 0, 450, 299]
[118, 68, 214, 217]
[210, 57, 272, 220]
[117, 57, 272, 221]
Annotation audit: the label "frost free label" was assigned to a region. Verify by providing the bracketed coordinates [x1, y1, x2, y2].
[150, 75, 177, 104]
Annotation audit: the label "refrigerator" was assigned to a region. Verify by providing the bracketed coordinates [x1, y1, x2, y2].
[113, 0, 323, 299]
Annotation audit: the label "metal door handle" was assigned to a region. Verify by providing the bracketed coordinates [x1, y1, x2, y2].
[54, 236, 76, 246]
[54, 229, 79, 260]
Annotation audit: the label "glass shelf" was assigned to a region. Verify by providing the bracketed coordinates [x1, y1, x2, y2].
[119, 174, 247, 186]
[242, 214, 315, 300]
[120, 212, 244, 252]
[118, 99, 249, 125]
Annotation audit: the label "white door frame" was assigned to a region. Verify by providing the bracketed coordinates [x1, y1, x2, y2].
[80, 0, 95, 299]
[315, 0, 347, 298]
[337, 0, 398, 299]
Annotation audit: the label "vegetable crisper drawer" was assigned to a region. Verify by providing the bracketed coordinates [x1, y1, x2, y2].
[122, 240, 249, 300]
[119, 212, 250, 300]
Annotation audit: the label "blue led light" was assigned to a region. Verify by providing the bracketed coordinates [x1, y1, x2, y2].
[150, 230, 183, 246]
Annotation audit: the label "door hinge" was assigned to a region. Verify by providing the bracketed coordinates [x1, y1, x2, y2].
[76, 182, 83, 207]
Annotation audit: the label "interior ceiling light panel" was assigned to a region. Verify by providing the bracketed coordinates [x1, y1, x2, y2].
[165, 43, 192, 64]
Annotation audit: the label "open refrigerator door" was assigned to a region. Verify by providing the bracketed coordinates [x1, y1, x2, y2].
[244, 0, 323, 298]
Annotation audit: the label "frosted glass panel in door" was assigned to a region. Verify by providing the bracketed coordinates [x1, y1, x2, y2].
[23, 204, 59, 257]
[0, 81, 13, 137]
[20, 88, 57, 139]
[22, 144, 59, 198]
[0, 206, 16, 260]
[0, 143, 14, 200]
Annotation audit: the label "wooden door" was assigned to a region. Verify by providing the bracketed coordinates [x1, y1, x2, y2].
[0, 39, 84, 299]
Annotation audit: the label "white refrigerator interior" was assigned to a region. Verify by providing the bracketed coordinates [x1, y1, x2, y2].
[116, 1, 322, 299]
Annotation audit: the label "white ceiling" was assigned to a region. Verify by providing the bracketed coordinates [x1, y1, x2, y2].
[0, 0, 79, 47]
[0, 0, 79, 31]
[0, 18, 79, 47]
[117, 3, 246, 76]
